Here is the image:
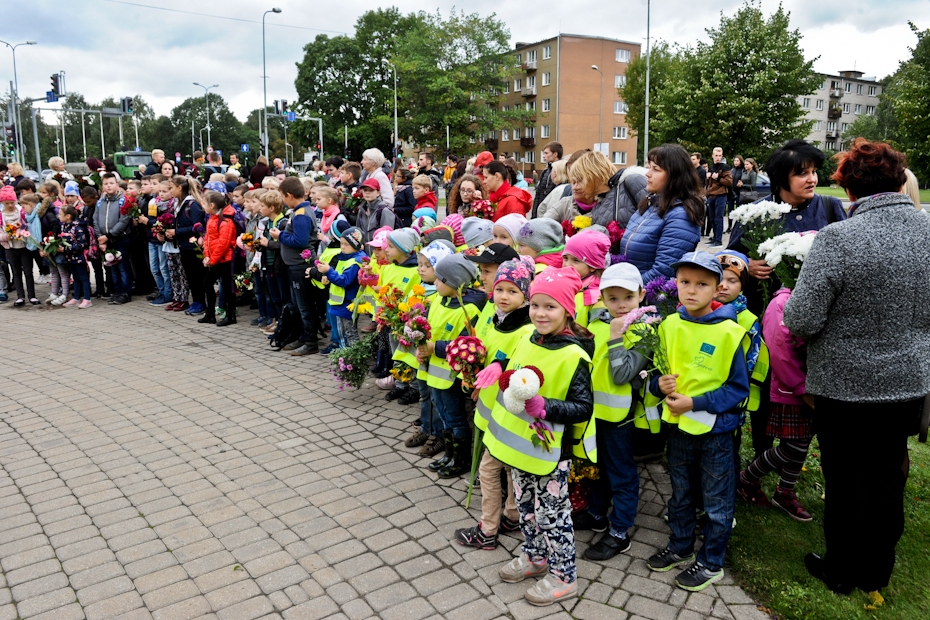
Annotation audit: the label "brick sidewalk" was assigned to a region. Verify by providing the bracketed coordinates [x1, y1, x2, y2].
[0, 299, 768, 619]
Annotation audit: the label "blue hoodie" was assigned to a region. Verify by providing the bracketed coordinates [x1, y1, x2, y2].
[325, 249, 367, 319]
[650, 303, 749, 434]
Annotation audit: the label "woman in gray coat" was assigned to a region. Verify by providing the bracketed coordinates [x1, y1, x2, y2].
[783, 138, 930, 597]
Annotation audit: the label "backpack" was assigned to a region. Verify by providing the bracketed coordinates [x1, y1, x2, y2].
[269, 303, 301, 350]
[227, 210, 247, 236]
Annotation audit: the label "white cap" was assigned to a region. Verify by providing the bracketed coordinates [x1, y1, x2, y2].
[599, 262, 644, 293]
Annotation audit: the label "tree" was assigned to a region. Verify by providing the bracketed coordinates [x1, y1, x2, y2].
[885, 23, 930, 184]
[652, 2, 820, 160]
[618, 41, 683, 162]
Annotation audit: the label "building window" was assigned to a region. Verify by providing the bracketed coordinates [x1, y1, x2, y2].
[526, 101, 536, 111]
[826, 140, 837, 150]
[841, 122, 850, 131]
[843, 103, 850, 113]
[542, 72, 551, 86]
[857, 84, 863, 95]
[525, 126, 535, 138]
[869, 85, 878, 96]
[866, 105, 876, 116]
[514, 78, 522, 91]
[527, 50, 537, 62]
[613, 101, 628, 114]
[816, 99, 824, 110]
[503, 82, 509, 94]
[541, 125, 550, 138]
[527, 75, 536, 88]
[820, 80, 826, 89]
[612, 152, 628, 165]
[855, 104, 862, 114]
[615, 75, 627, 88]
[845, 82, 852, 92]
[513, 127, 521, 140]
[813, 121, 822, 131]
[501, 130, 510, 141]
[524, 150, 536, 164]
[827, 121, 837, 131]
[802, 97, 810, 109]
[615, 48, 630, 63]
[502, 105, 509, 112]
[543, 45, 551, 60]
[514, 53, 522, 64]
[542, 98, 551, 112]
[612, 126, 628, 139]
[831, 80, 841, 90]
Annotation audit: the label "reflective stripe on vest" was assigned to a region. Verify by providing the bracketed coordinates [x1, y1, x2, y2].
[313, 247, 341, 290]
[474, 322, 533, 432]
[659, 313, 747, 435]
[425, 297, 482, 389]
[475, 386, 506, 432]
[571, 417, 598, 462]
[328, 257, 361, 306]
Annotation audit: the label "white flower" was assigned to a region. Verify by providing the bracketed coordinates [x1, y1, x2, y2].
[105, 252, 115, 261]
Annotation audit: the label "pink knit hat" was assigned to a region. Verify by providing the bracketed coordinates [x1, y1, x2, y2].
[367, 226, 394, 248]
[563, 229, 610, 270]
[441, 213, 466, 246]
[494, 213, 527, 246]
[0, 185, 16, 202]
[529, 266, 583, 318]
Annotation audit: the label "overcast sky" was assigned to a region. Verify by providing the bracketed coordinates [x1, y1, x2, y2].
[3, 0, 928, 125]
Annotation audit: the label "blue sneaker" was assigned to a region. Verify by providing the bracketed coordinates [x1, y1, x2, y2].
[0, 293, 7, 303]
[150, 295, 169, 306]
[186, 302, 205, 315]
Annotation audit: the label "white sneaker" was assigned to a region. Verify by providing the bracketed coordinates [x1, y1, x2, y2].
[525, 573, 578, 606]
[499, 553, 549, 583]
[45, 293, 56, 304]
[375, 376, 396, 390]
[51, 295, 67, 306]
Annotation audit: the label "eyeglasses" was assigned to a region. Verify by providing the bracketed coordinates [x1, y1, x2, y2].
[461, 189, 476, 195]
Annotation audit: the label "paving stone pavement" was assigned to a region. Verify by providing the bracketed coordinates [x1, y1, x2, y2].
[0, 297, 769, 620]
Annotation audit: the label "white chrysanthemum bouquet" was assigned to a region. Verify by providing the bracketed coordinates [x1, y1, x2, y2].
[729, 200, 792, 259]
[757, 231, 818, 289]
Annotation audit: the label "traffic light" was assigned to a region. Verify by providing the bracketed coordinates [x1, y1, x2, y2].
[120, 97, 134, 114]
[273, 100, 281, 115]
[281, 100, 288, 114]
[51, 74, 60, 96]
[125, 97, 133, 114]
[4, 124, 16, 152]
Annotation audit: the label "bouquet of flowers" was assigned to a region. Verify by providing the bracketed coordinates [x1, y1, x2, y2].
[374, 285, 406, 331]
[234, 272, 254, 294]
[390, 365, 415, 383]
[152, 212, 175, 241]
[239, 232, 258, 252]
[445, 336, 487, 389]
[103, 249, 122, 266]
[757, 231, 818, 290]
[51, 171, 74, 185]
[3, 222, 21, 239]
[40, 233, 70, 258]
[300, 248, 314, 264]
[399, 313, 431, 349]
[357, 257, 379, 288]
[644, 276, 679, 317]
[329, 332, 379, 390]
[561, 215, 593, 238]
[461, 199, 496, 219]
[499, 366, 553, 451]
[620, 305, 668, 375]
[340, 186, 364, 215]
[728, 200, 793, 259]
[119, 193, 141, 219]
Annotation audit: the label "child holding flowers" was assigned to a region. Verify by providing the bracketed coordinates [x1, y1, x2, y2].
[0, 184, 38, 305]
[257, 189, 290, 333]
[58, 205, 92, 308]
[362, 227, 395, 378]
[198, 190, 238, 326]
[562, 229, 611, 327]
[314, 226, 367, 350]
[479, 266, 594, 607]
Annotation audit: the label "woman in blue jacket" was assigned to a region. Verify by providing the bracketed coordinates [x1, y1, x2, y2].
[620, 144, 704, 284]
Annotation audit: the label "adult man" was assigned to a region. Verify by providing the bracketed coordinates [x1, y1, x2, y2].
[228, 153, 241, 171]
[417, 152, 443, 193]
[273, 157, 284, 171]
[143, 149, 166, 176]
[690, 152, 706, 187]
[361, 148, 395, 208]
[705, 147, 732, 247]
[532, 141, 563, 218]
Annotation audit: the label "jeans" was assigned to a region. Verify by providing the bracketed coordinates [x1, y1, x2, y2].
[6, 247, 36, 299]
[327, 306, 342, 347]
[587, 419, 639, 537]
[432, 381, 468, 439]
[288, 264, 319, 344]
[666, 428, 735, 572]
[335, 315, 359, 348]
[69, 261, 91, 300]
[417, 378, 442, 436]
[263, 269, 289, 318]
[106, 237, 134, 295]
[148, 243, 172, 301]
[253, 271, 270, 320]
[708, 195, 727, 243]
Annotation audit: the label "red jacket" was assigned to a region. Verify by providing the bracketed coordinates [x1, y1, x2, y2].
[415, 191, 438, 212]
[204, 205, 237, 265]
[490, 182, 532, 221]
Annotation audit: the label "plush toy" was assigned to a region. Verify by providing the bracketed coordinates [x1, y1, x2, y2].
[499, 366, 554, 451]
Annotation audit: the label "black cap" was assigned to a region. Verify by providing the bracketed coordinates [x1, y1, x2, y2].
[464, 242, 519, 265]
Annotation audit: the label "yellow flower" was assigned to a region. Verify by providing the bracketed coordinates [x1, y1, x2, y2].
[398, 302, 410, 313]
[572, 215, 593, 230]
[359, 302, 374, 315]
[412, 284, 426, 296]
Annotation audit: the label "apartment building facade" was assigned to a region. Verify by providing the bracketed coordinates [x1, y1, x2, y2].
[478, 34, 640, 176]
[799, 70, 881, 151]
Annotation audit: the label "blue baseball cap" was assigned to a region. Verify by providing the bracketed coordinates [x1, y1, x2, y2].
[671, 251, 724, 281]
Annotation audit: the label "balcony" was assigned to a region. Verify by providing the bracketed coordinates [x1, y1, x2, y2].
[827, 106, 842, 119]
[520, 137, 536, 148]
[826, 130, 838, 139]
[522, 86, 537, 97]
[523, 60, 537, 71]
[829, 89, 843, 98]
[484, 138, 499, 151]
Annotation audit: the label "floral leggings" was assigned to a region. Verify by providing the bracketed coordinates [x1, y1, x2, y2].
[167, 253, 189, 303]
[512, 460, 577, 583]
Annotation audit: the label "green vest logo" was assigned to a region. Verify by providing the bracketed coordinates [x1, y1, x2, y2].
[700, 343, 716, 356]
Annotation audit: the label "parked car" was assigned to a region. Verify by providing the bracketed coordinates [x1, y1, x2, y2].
[113, 151, 152, 180]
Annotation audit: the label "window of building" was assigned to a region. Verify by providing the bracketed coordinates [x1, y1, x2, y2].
[612, 152, 628, 165]
[843, 103, 850, 113]
[855, 104, 862, 114]
[813, 121, 822, 131]
[513, 127, 521, 140]
[524, 151, 536, 164]
[542, 98, 551, 112]
[525, 126, 535, 138]
[802, 97, 810, 109]
[526, 101, 536, 111]
[469, 136, 475, 144]
[541, 125, 550, 138]
[857, 84, 863, 95]
[826, 140, 837, 150]
[514, 78, 522, 91]
[514, 53, 522, 64]
[820, 80, 826, 90]
[501, 129, 510, 141]
[869, 85, 878, 96]
[613, 101, 628, 114]
[503, 82, 509, 94]
[615, 75, 627, 88]
[827, 121, 837, 131]
[615, 48, 630, 63]
[502, 105, 509, 112]
[543, 45, 551, 60]
[866, 105, 876, 116]
[542, 72, 551, 86]
[612, 126, 628, 139]
[526, 50, 537, 62]
[526, 75, 536, 88]
[816, 99, 824, 110]
[841, 122, 850, 131]
[831, 80, 841, 90]
[845, 82, 852, 92]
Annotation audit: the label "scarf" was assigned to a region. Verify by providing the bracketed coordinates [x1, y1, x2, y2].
[580, 273, 602, 306]
[321, 204, 341, 234]
[730, 293, 747, 315]
[489, 181, 512, 204]
[574, 198, 596, 213]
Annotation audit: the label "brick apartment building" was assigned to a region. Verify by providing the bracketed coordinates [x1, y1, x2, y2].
[478, 34, 641, 178]
[799, 70, 882, 151]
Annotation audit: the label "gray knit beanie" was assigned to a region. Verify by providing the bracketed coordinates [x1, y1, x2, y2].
[434, 254, 478, 290]
[516, 218, 565, 252]
[387, 227, 420, 255]
[461, 217, 494, 248]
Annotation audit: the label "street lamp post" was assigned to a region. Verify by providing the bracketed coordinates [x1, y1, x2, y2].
[591, 65, 604, 155]
[262, 7, 282, 160]
[193, 82, 219, 150]
[0, 39, 37, 163]
[382, 59, 398, 159]
[644, 0, 652, 158]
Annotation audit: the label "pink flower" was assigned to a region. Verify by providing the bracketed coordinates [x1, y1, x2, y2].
[546, 480, 561, 497]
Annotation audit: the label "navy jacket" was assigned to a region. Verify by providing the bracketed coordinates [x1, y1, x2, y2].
[174, 196, 205, 251]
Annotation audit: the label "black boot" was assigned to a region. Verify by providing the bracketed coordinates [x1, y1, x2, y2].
[217, 308, 237, 326]
[198, 313, 216, 324]
[438, 433, 472, 479]
[429, 430, 455, 472]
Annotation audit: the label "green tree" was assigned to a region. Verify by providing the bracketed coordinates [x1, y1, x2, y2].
[652, 2, 820, 160]
[618, 40, 683, 162]
[885, 23, 930, 184]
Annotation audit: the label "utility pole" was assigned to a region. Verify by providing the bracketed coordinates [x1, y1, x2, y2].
[644, 0, 652, 158]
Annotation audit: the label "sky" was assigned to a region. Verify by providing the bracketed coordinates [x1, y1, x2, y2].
[2, 0, 928, 125]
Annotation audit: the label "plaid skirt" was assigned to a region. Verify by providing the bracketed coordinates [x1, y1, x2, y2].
[766, 403, 815, 441]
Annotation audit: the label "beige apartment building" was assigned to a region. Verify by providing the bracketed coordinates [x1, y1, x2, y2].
[478, 34, 641, 177]
[799, 70, 882, 151]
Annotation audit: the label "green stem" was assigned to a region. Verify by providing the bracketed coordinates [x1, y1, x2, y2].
[465, 430, 484, 509]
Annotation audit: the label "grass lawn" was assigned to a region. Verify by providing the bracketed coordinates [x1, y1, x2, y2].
[816, 186, 930, 204]
[729, 432, 930, 619]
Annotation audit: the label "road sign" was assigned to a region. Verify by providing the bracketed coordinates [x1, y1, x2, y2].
[101, 107, 123, 117]
[215, 150, 222, 157]
[134, 147, 141, 152]
[45, 91, 58, 103]
[241, 144, 249, 152]
[286, 111, 296, 122]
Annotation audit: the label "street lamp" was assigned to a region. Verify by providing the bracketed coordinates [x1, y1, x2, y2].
[591, 65, 604, 155]
[0, 39, 37, 163]
[382, 59, 398, 159]
[262, 7, 282, 160]
[644, 0, 652, 158]
[193, 82, 219, 149]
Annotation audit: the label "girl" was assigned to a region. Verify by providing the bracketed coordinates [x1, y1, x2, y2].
[447, 174, 487, 217]
[36, 185, 70, 305]
[492, 213, 527, 248]
[167, 175, 206, 315]
[34, 181, 61, 283]
[316, 186, 345, 253]
[561, 230, 611, 327]
[362, 227, 395, 377]
[58, 205, 92, 308]
[199, 190, 238, 326]
[0, 185, 38, 305]
[154, 180, 188, 311]
[481, 266, 594, 607]
[515, 218, 565, 273]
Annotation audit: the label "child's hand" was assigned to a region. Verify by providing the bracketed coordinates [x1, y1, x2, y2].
[304, 267, 312, 278]
[259, 236, 269, 247]
[38, 249, 46, 257]
[665, 392, 693, 415]
[609, 315, 627, 340]
[317, 262, 331, 273]
[202, 258, 210, 267]
[658, 374, 679, 395]
[250, 265, 258, 273]
[97, 235, 108, 245]
[156, 233, 165, 242]
[317, 233, 326, 241]
[269, 228, 280, 239]
[801, 394, 815, 410]
[321, 275, 329, 285]
[470, 388, 480, 402]
[138, 215, 148, 225]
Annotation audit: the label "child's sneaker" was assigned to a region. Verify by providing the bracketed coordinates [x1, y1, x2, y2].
[45, 293, 56, 304]
[375, 376, 395, 390]
[51, 295, 67, 306]
[524, 573, 577, 606]
[63, 299, 79, 307]
[500, 515, 521, 533]
[417, 435, 444, 457]
[647, 548, 695, 572]
[397, 386, 420, 406]
[572, 511, 608, 533]
[78, 300, 93, 309]
[737, 475, 773, 508]
[454, 524, 498, 550]
[404, 427, 429, 448]
[0, 293, 8, 302]
[772, 487, 813, 522]
[385, 384, 407, 401]
[498, 553, 548, 583]
[674, 561, 724, 592]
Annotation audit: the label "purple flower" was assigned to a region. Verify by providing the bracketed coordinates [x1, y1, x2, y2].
[609, 253, 628, 265]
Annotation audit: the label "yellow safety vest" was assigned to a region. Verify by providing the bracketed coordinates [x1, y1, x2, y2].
[394, 290, 436, 371]
[482, 337, 593, 475]
[737, 308, 769, 413]
[356, 261, 383, 310]
[422, 296, 483, 390]
[379, 262, 421, 298]
[474, 317, 535, 433]
[312, 247, 341, 290]
[328, 256, 362, 307]
[574, 289, 605, 329]
[659, 313, 747, 435]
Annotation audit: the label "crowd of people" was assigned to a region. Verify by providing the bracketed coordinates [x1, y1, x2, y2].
[1, 136, 927, 609]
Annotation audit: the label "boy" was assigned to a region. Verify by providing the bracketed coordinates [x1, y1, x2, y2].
[647, 251, 749, 592]
[417, 254, 486, 479]
[138, 174, 172, 305]
[270, 177, 319, 355]
[314, 226, 367, 350]
[411, 174, 438, 213]
[80, 185, 106, 297]
[94, 172, 133, 304]
[515, 218, 565, 273]
[340, 162, 362, 193]
[579, 263, 649, 560]
[230, 184, 247, 211]
[258, 189, 290, 335]
[358, 178, 395, 244]
[461, 218, 494, 250]
[376, 228, 423, 396]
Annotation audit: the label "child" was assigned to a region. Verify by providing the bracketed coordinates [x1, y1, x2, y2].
[515, 218, 565, 273]
[402, 240, 455, 456]
[412, 174, 438, 214]
[316, 186, 345, 254]
[357, 178, 395, 244]
[31, 193, 71, 306]
[483, 266, 594, 606]
[315, 225, 366, 349]
[58, 205, 92, 308]
[461, 217, 494, 250]
[339, 162, 361, 193]
[153, 180, 187, 311]
[94, 173, 133, 304]
[363, 226, 395, 377]
[0, 185, 38, 305]
[577, 263, 648, 560]
[417, 254, 487, 478]
[455, 256, 535, 550]
[258, 190, 290, 335]
[79, 185, 106, 297]
[647, 251, 749, 592]
[562, 229, 611, 327]
[439, 213, 467, 251]
[198, 190, 238, 326]
[138, 175, 173, 306]
[242, 190, 269, 327]
[492, 213, 527, 248]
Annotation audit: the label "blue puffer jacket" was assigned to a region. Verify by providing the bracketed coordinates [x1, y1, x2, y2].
[620, 197, 701, 284]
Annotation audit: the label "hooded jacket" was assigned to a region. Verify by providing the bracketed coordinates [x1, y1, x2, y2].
[490, 182, 532, 221]
[393, 179, 417, 227]
[357, 197, 395, 244]
[592, 167, 649, 229]
[621, 197, 701, 284]
[532, 162, 556, 216]
[94, 192, 130, 241]
[173, 196, 205, 251]
[762, 288, 808, 406]
[204, 205, 238, 265]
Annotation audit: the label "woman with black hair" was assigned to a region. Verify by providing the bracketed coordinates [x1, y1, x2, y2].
[482, 160, 532, 221]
